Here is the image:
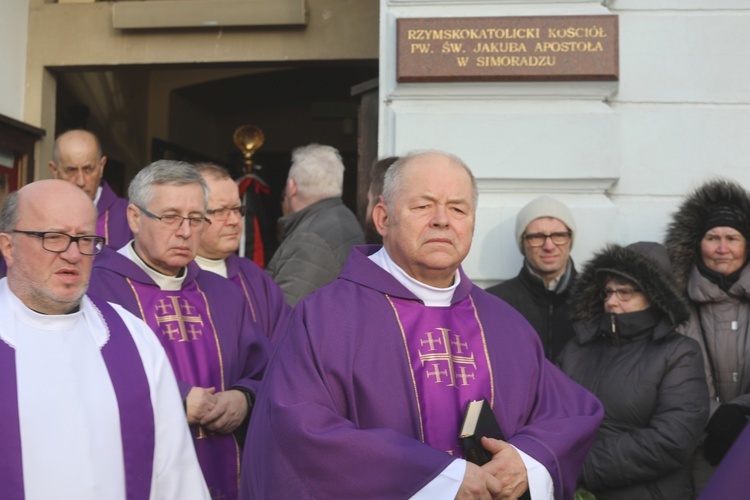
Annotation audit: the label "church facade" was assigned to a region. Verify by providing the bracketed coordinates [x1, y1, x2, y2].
[2, 0, 749, 285]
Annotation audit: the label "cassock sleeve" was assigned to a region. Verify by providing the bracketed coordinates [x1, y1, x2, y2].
[243, 305, 455, 498]
[501, 348, 603, 500]
[476, 290, 603, 500]
[226, 301, 270, 398]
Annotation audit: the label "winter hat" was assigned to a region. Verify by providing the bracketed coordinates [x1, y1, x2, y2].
[595, 241, 673, 290]
[700, 204, 750, 241]
[665, 178, 750, 291]
[515, 196, 576, 252]
[572, 242, 688, 326]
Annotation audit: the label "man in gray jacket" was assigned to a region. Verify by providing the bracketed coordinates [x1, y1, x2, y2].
[267, 144, 364, 306]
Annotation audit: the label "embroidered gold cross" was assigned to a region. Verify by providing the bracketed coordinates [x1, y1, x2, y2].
[155, 296, 204, 342]
[419, 327, 476, 387]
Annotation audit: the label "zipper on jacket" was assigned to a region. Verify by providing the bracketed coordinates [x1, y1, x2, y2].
[610, 314, 620, 346]
[547, 304, 554, 357]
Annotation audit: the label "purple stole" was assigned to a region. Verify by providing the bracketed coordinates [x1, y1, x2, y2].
[388, 294, 494, 458]
[0, 296, 154, 500]
[127, 279, 239, 499]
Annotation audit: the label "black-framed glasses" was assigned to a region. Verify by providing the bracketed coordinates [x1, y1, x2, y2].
[206, 205, 246, 221]
[12, 230, 105, 256]
[600, 287, 640, 302]
[136, 205, 211, 228]
[523, 231, 571, 248]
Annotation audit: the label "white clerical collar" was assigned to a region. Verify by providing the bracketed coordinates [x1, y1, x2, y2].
[93, 185, 103, 206]
[0, 279, 107, 348]
[368, 247, 459, 307]
[194, 254, 228, 278]
[119, 241, 187, 291]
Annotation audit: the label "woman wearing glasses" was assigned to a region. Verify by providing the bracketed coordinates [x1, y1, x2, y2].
[557, 241, 708, 500]
[665, 179, 750, 494]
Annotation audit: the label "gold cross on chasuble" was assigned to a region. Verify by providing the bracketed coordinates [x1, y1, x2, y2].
[155, 296, 205, 342]
[419, 327, 477, 387]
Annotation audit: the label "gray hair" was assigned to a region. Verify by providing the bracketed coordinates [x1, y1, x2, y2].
[129, 160, 209, 210]
[0, 191, 20, 233]
[381, 150, 478, 212]
[288, 144, 344, 201]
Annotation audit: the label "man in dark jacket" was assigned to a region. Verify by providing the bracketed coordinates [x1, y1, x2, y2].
[486, 196, 577, 361]
[267, 143, 365, 306]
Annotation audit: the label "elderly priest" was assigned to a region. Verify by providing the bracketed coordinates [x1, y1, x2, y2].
[241, 151, 603, 500]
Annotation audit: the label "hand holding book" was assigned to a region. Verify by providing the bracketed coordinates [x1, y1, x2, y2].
[459, 399, 531, 499]
[459, 398, 504, 465]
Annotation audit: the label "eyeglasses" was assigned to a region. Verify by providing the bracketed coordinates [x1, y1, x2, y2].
[523, 232, 571, 248]
[206, 205, 246, 221]
[12, 230, 105, 256]
[136, 205, 211, 228]
[600, 287, 640, 301]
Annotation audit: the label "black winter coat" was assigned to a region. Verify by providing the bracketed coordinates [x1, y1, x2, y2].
[485, 261, 576, 361]
[558, 245, 709, 500]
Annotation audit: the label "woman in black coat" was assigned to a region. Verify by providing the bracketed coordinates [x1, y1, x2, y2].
[558, 242, 708, 499]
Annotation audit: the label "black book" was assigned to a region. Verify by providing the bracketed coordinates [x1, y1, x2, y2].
[459, 398, 503, 466]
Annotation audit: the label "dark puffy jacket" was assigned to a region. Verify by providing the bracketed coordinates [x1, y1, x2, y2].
[267, 197, 364, 306]
[485, 261, 576, 361]
[558, 244, 709, 500]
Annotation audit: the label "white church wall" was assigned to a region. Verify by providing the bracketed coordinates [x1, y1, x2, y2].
[0, 0, 30, 121]
[380, 0, 750, 288]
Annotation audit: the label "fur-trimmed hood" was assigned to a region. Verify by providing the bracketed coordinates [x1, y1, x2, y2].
[665, 179, 750, 292]
[571, 243, 689, 327]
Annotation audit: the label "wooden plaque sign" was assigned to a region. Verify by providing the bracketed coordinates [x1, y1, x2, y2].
[397, 15, 618, 82]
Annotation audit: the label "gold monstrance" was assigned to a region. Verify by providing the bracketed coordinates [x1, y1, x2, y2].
[233, 124, 265, 174]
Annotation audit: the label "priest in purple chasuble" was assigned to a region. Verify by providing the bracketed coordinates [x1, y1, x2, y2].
[0, 179, 209, 499]
[86, 160, 271, 500]
[96, 179, 133, 249]
[194, 163, 291, 343]
[242, 152, 603, 500]
[48, 129, 133, 249]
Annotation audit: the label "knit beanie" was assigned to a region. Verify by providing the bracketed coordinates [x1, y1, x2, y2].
[515, 196, 576, 252]
[700, 204, 750, 241]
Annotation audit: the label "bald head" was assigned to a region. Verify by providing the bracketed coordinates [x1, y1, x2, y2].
[19, 179, 97, 222]
[0, 179, 98, 314]
[49, 130, 107, 201]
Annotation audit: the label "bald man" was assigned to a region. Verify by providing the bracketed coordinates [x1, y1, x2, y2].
[0, 180, 209, 499]
[49, 129, 132, 249]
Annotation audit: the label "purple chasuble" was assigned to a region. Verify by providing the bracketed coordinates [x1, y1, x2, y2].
[226, 253, 291, 343]
[389, 295, 492, 457]
[127, 279, 239, 500]
[88, 246, 271, 500]
[96, 181, 133, 249]
[0, 296, 154, 500]
[699, 423, 750, 499]
[242, 245, 603, 500]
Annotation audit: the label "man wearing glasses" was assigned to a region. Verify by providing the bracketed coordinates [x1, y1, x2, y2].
[486, 196, 578, 361]
[87, 160, 271, 500]
[0, 179, 209, 499]
[194, 163, 290, 344]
